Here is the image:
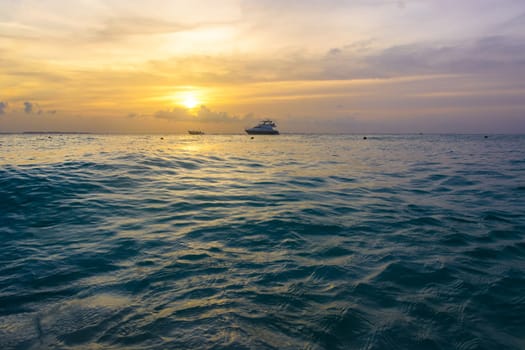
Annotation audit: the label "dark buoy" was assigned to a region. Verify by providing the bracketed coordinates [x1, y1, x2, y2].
[484, 135, 488, 138]
[363, 136, 367, 140]
[251, 136, 254, 139]
[160, 137, 164, 140]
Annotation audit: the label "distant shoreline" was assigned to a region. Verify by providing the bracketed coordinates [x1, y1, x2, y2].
[0, 132, 523, 136]
[20, 131, 93, 134]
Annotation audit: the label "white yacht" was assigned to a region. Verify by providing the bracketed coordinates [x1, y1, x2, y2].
[245, 120, 279, 135]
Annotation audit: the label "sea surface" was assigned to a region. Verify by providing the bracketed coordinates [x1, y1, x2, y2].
[1, 134, 524, 349]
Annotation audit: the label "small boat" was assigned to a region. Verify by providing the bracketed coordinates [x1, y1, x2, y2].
[188, 130, 204, 135]
[245, 120, 279, 135]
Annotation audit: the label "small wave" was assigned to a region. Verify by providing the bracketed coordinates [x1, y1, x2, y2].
[2, 134, 525, 349]
[440, 175, 478, 187]
[373, 262, 456, 289]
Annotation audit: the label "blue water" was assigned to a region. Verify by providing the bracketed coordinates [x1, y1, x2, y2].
[1, 134, 524, 349]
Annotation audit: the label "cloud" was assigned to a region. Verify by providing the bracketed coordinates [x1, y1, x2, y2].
[196, 105, 246, 122]
[321, 35, 525, 79]
[0, 101, 54, 116]
[327, 48, 342, 56]
[19, 101, 47, 114]
[92, 17, 191, 42]
[24, 101, 33, 113]
[497, 11, 525, 35]
[154, 106, 193, 121]
[126, 112, 151, 119]
[142, 35, 525, 86]
[154, 105, 255, 123]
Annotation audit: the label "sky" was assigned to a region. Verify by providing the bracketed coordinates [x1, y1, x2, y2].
[1, 0, 525, 133]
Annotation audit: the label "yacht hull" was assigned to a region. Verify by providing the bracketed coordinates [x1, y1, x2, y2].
[245, 129, 279, 135]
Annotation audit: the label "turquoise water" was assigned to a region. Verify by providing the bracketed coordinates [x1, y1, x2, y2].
[1, 134, 524, 349]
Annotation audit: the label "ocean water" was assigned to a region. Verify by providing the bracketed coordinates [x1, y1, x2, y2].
[1, 134, 524, 350]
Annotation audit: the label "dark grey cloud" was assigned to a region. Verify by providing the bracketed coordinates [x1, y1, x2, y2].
[0, 101, 6, 115]
[24, 101, 33, 113]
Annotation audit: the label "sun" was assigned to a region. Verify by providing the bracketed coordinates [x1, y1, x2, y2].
[171, 89, 206, 110]
[180, 92, 200, 109]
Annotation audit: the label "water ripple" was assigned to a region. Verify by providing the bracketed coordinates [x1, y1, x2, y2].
[1, 134, 525, 349]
